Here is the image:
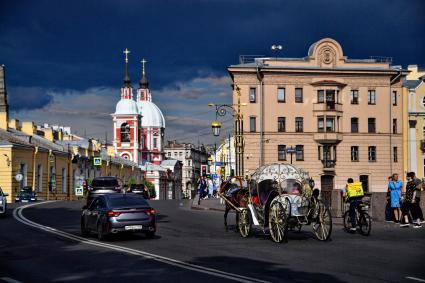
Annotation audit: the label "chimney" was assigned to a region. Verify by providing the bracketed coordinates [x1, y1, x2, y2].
[8, 119, 20, 130]
[0, 65, 9, 130]
[21, 121, 36, 136]
[44, 128, 54, 141]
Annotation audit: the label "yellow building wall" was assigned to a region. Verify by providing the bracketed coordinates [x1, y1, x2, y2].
[0, 147, 13, 197]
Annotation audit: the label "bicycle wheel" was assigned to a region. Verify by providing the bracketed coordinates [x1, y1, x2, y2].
[358, 212, 371, 236]
[343, 210, 351, 232]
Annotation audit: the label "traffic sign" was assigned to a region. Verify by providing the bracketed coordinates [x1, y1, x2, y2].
[48, 154, 55, 163]
[287, 148, 296, 153]
[75, 187, 84, 196]
[93, 157, 102, 166]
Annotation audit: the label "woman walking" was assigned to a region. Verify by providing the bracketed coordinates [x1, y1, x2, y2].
[388, 173, 403, 223]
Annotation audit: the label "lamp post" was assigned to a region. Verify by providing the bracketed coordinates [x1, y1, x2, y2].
[209, 85, 246, 177]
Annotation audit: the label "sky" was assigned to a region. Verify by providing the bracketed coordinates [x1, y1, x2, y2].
[1, 0, 424, 144]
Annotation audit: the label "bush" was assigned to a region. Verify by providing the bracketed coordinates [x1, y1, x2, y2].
[141, 180, 156, 199]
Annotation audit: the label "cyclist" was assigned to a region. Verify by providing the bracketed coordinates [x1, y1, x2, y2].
[342, 178, 364, 231]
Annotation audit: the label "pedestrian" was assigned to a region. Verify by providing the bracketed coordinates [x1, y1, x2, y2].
[198, 176, 207, 204]
[400, 172, 422, 228]
[388, 173, 403, 223]
[385, 176, 393, 222]
[207, 178, 214, 198]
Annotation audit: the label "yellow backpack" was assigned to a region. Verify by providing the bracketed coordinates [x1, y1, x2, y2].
[346, 182, 364, 198]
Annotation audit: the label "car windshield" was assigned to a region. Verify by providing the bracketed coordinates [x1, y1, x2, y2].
[91, 179, 118, 188]
[108, 195, 148, 208]
[20, 187, 33, 194]
[131, 185, 144, 190]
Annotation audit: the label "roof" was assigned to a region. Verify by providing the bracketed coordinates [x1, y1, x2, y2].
[137, 100, 165, 128]
[161, 159, 179, 166]
[114, 99, 139, 115]
[403, 80, 422, 89]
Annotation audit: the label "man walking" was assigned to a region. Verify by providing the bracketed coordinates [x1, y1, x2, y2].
[401, 172, 422, 228]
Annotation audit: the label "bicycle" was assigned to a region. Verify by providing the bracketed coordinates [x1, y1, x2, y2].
[343, 203, 372, 236]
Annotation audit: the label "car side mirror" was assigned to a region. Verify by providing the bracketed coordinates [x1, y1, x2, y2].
[4, 193, 8, 197]
[82, 205, 88, 210]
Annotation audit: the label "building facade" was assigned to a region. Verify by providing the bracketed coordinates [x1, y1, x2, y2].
[403, 65, 425, 178]
[164, 141, 209, 198]
[228, 38, 407, 194]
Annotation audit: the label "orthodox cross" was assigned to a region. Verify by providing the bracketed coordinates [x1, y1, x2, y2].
[141, 58, 147, 76]
[123, 48, 130, 63]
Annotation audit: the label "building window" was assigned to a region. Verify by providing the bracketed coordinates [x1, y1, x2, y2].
[295, 117, 303, 132]
[62, 168, 67, 193]
[37, 164, 43, 192]
[317, 90, 324, 103]
[250, 116, 256, 132]
[326, 117, 335, 132]
[120, 123, 131, 142]
[422, 97, 425, 108]
[174, 152, 178, 156]
[278, 145, 286, 161]
[368, 90, 376, 105]
[295, 88, 303, 103]
[392, 119, 397, 134]
[277, 117, 286, 132]
[167, 152, 171, 157]
[249, 87, 256, 103]
[296, 145, 304, 161]
[351, 146, 359, 161]
[392, 91, 397, 106]
[393, 147, 398, 162]
[277, 87, 285, 103]
[368, 118, 376, 133]
[351, 118, 359, 133]
[368, 146, 376, 162]
[153, 138, 158, 148]
[317, 117, 324, 132]
[351, 90, 359, 104]
[326, 90, 336, 110]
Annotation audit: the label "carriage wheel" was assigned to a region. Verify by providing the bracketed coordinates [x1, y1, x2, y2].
[358, 212, 372, 236]
[312, 201, 332, 241]
[268, 199, 289, 243]
[236, 209, 251, 238]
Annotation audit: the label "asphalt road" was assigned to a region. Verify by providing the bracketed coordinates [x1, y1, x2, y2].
[0, 200, 424, 283]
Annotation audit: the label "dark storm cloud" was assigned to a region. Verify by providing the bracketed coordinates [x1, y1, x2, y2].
[1, 0, 425, 141]
[8, 87, 53, 111]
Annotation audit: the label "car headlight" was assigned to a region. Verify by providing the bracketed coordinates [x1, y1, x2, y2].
[30, 198, 35, 200]
[0, 200, 3, 205]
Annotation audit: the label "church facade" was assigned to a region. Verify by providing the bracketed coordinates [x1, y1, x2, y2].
[112, 49, 165, 166]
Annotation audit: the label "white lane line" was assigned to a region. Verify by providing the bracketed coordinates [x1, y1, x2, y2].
[13, 202, 270, 283]
[406, 277, 425, 283]
[0, 277, 23, 283]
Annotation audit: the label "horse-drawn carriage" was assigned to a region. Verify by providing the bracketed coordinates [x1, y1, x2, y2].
[219, 163, 332, 243]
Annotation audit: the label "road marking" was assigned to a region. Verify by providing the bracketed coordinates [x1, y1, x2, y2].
[0, 277, 23, 283]
[14, 202, 270, 283]
[406, 277, 425, 283]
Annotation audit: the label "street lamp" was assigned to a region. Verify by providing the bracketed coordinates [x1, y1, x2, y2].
[211, 120, 222, 136]
[208, 85, 246, 177]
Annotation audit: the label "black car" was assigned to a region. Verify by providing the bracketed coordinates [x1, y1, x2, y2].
[81, 193, 156, 240]
[128, 184, 150, 199]
[15, 186, 37, 203]
[86, 177, 122, 205]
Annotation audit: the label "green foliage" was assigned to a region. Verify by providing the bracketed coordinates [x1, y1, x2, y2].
[141, 180, 156, 199]
[127, 177, 137, 187]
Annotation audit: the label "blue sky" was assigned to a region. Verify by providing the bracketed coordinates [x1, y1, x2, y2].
[1, 0, 424, 143]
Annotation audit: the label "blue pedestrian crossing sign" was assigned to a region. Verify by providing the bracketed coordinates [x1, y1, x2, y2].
[93, 157, 102, 166]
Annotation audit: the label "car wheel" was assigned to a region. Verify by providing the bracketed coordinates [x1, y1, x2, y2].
[81, 220, 89, 237]
[146, 231, 155, 239]
[97, 223, 105, 241]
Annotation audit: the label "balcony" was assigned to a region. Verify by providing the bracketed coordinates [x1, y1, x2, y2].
[321, 160, 336, 171]
[314, 132, 343, 144]
[313, 103, 343, 113]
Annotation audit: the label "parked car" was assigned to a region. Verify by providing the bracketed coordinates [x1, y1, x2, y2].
[81, 193, 156, 240]
[128, 184, 150, 199]
[0, 187, 8, 217]
[15, 186, 37, 203]
[86, 177, 122, 205]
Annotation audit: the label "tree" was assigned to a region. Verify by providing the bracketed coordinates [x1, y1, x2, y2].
[141, 180, 156, 199]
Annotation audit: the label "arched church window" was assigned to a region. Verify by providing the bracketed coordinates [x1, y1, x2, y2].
[121, 123, 131, 142]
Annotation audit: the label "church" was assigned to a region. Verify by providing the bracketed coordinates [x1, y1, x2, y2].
[112, 49, 165, 165]
[112, 49, 182, 199]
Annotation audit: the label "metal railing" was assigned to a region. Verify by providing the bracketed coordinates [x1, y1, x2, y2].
[239, 55, 265, 64]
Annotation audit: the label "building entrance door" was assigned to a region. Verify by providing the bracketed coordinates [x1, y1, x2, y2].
[320, 175, 334, 207]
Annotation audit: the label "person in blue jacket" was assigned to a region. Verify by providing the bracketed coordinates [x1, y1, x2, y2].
[388, 173, 403, 223]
